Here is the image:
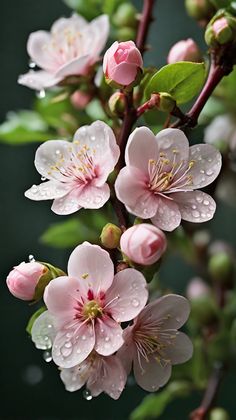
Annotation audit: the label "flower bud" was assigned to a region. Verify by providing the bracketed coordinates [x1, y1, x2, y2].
[70, 90, 92, 109]
[186, 277, 210, 300]
[158, 92, 176, 113]
[167, 39, 202, 63]
[100, 223, 122, 249]
[209, 408, 230, 420]
[6, 262, 46, 301]
[116, 27, 136, 42]
[113, 3, 138, 28]
[205, 13, 236, 46]
[108, 92, 126, 116]
[185, 0, 215, 20]
[190, 295, 218, 326]
[120, 224, 167, 266]
[103, 41, 143, 88]
[208, 252, 234, 286]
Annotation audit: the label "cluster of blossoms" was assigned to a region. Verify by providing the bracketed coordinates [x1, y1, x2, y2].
[6, 3, 225, 403]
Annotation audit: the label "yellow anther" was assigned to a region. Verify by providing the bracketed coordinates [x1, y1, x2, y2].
[172, 148, 179, 154]
[82, 273, 89, 279]
[159, 152, 166, 157]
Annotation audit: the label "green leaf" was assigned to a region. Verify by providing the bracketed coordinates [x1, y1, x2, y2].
[198, 97, 226, 125]
[145, 62, 206, 105]
[26, 306, 46, 335]
[210, 0, 231, 7]
[0, 111, 54, 145]
[85, 99, 108, 121]
[41, 209, 108, 248]
[103, 0, 126, 15]
[63, 0, 102, 20]
[130, 381, 191, 420]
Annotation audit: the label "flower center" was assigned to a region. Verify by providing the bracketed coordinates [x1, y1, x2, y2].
[82, 300, 103, 320]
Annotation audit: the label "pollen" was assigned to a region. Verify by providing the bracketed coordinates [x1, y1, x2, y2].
[82, 273, 89, 279]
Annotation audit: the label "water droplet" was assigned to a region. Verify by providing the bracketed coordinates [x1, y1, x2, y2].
[31, 185, 38, 194]
[61, 346, 72, 357]
[43, 351, 52, 363]
[82, 335, 86, 341]
[28, 254, 35, 262]
[65, 341, 72, 348]
[196, 196, 203, 203]
[206, 169, 213, 176]
[191, 204, 197, 210]
[83, 389, 93, 400]
[131, 298, 140, 307]
[41, 176, 47, 181]
[66, 332, 72, 338]
[37, 89, 46, 99]
[76, 348, 81, 354]
[90, 135, 96, 141]
[203, 199, 209, 206]
[192, 210, 200, 218]
[28, 60, 36, 69]
[105, 336, 110, 342]
[200, 169, 205, 174]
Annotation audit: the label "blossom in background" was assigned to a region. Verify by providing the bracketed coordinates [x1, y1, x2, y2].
[18, 14, 109, 90]
[120, 223, 167, 265]
[6, 261, 46, 300]
[117, 294, 193, 392]
[25, 121, 120, 215]
[204, 114, 236, 152]
[115, 127, 222, 231]
[60, 351, 127, 399]
[33, 242, 148, 368]
[103, 40, 143, 87]
[167, 38, 202, 63]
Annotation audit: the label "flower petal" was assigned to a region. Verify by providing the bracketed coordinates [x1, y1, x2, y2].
[60, 360, 89, 392]
[31, 310, 56, 350]
[164, 332, 193, 365]
[133, 352, 172, 392]
[25, 180, 70, 201]
[115, 166, 158, 218]
[94, 317, 123, 356]
[18, 70, 61, 90]
[105, 269, 148, 322]
[51, 190, 82, 215]
[125, 126, 157, 173]
[51, 15, 87, 35]
[151, 197, 181, 231]
[27, 31, 57, 71]
[155, 128, 189, 164]
[110, 62, 138, 85]
[44, 276, 79, 319]
[189, 144, 222, 189]
[116, 327, 136, 375]
[172, 191, 216, 223]
[55, 55, 90, 79]
[77, 183, 110, 209]
[84, 15, 110, 60]
[52, 321, 95, 368]
[68, 242, 114, 296]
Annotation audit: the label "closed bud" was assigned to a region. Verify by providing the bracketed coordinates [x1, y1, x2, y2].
[70, 90, 92, 109]
[108, 92, 126, 116]
[6, 262, 47, 301]
[186, 277, 210, 300]
[113, 3, 138, 28]
[185, 0, 215, 20]
[210, 408, 230, 420]
[100, 223, 122, 249]
[205, 13, 236, 46]
[208, 252, 234, 285]
[190, 295, 218, 325]
[158, 92, 176, 113]
[116, 27, 136, 42]
[167, 39, 202, 63]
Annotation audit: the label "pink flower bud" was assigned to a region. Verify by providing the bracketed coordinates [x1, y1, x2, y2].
[167, 39, 202, 64]
[70, 90, 92, 109]
[6, 262, 46, 300]
[212, 17, 229, 37]
[103, 40, 143, 87]
[120, 224, 167, 266]
[186, 277, 210, 300]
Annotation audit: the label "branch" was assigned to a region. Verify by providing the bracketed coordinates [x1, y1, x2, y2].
[136, 0, 155, 54]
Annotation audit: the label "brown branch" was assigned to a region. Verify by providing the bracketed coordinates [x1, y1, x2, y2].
[136, 0, 155, 54]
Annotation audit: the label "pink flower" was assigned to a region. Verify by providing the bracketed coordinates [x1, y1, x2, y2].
[6, 261, 45, 301]
[167, 39, 202, 63]
[103, 41, 143, 86]
[117, 294, 193, 392]
[186, 277, 210, 300]
[18, 14, 109, 90]
[120, 224, 167, 265]
[115, 127, 222, 231]
[36, 242, 148, 368]
[60, 351, 127, 399]
[25, 121, 120, 215]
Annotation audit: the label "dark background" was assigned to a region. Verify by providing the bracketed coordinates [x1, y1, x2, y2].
[0, 1, 235, 419]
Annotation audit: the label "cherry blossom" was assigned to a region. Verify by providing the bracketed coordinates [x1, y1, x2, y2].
[117, 294, 193, 392]
[115, 127, 222, 231]
[25, 121, 120, 215]
[33, 242, 148, 368]
[18, 14, 109, 90]
[60, 351, 127, 399]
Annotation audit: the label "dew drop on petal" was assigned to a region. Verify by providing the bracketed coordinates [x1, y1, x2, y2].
[105, 336, 110, 342]
[192, 210, 200, 218]
[206, 169, 214, 176]
[131, 298, 140, 307]
[65, 341, 72, 348]
[28, 254, 35, 262]
[82, 335, 86, 341]
[28, 59, 36, 69]
[43, 351, 52, 363]
[61, 345, 72, 358]
[30, 185, 38, 194]
[83, 389, 93, 400]
[41, 176, 47, 181]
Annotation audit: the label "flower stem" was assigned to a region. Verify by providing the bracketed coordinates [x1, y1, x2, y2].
[136, 0, 155, 54]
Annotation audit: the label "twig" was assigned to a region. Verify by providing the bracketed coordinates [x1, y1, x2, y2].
[136, 0, 155, 54]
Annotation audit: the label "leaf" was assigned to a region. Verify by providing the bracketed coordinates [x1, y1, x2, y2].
[103, 0, 126, 15]
[145, 62, 206, 105]
[85, 99, 108, 121]
[198, 97, 225, 125]
[26, 306, 46, 335]
[40, 209, 108, 248]
[209, 0, 231, 7]
[130, 381, 191, 420]
[63, 0, 102, 20]
[0, 110, 54, 145]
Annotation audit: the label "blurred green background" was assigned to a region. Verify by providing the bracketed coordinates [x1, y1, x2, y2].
[0, 1, 235, 419]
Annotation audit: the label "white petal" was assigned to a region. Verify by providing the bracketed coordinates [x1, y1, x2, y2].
[151, 197, 181, 231]
[77, 184, 110, 209]
[27, 31, 57, 71]
[25, 180, 69, 201]
[18, 70, 61, 90]
[189, 144, 222, 189]
[125, 126, 157, 174]
[155, 128, 189, 164]
[172, 190, 216, 223]
[31, 310, 56, 350]
[51, 190, 82, 215]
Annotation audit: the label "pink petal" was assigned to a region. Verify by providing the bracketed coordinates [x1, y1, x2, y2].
[60, 360, 89, 392]
[155, 128, 189, 164]
[105, 269, 148, 322]
[133, 352, 172, 392]
[189, 144, 222, 189]
[77, 183, 110, 209]
[51, 190, 82, 215]
[164, 332, 193, 365]
[117, 327, 136, 375]
[125, 126, 158, 174]
[94, 317, 123, 356]
[73, 121, 120, 185]
[18, 70, 61, 90]
[138, 294, 191, 330]
[52, 321, 95, 368]
[55, 55, 90, 78]
[110, 62, 138, 85]
[103, 41, 118, 73]
[27, 31, 57, 71]
[127, 47, 143, 67]
[68, 242, 114, 296]
[172, 190, 216, 223]
[25, 180, 70, 201]
[85, 15, 110, 60]
[44, 276, 79, 319]
[88, 354, 127, 400]
[151, 197, 181, 231]
[115, 166, 159, 219]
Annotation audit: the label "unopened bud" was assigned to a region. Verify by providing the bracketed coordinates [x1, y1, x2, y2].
[6, 262, 47, 301]
[113, 3, 138, 28]
[186, 277, 210, 300]
[70, 90, 92, 109]
[185, 0, 215, 21]
[158, 92, 176, 113]
[116, 27, 136, 42]
[209, 408, 230, 420]
[108, 92, 126, 116]
[191, 295, 218, 325]
[205, 12, 236, 46]
[208, 252, 234, 286]
[100, 223, 122, 249]
[167, 39, 202, 63]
